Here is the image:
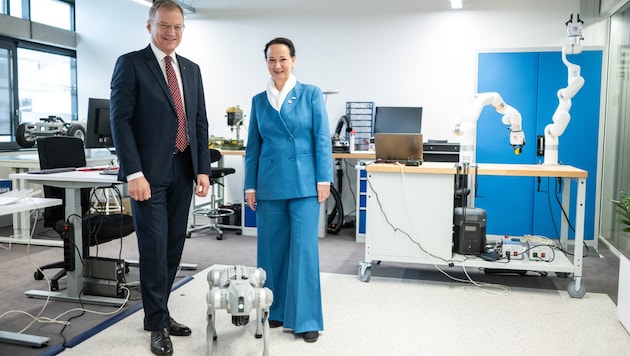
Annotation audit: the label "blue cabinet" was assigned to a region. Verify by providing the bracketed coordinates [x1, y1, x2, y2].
[355, 166, 368, 241]
[476, 50, 602, 240]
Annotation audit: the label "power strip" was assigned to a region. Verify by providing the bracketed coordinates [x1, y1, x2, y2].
[501, 236, 526, 260]
[527, 241, 554, 262]
[61, 222, 75, 271]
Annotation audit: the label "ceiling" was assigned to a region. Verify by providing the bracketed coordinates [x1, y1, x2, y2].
[183, 0, 459, 17]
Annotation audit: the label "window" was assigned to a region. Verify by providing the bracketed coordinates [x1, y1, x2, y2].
[0, 40, 17, 145]
[0, 0, 76, 149]
[30, 0, 74, 31]
[18, 46, 77, 123]
[2, 0, 75, 30]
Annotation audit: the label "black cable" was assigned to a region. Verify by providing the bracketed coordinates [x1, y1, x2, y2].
[327, 184, 344, 234]
[552, 177, 589, 257]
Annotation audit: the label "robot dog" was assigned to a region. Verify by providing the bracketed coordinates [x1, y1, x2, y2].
[206, 266, 273, 356]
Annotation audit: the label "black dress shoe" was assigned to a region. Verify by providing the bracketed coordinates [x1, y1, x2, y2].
[150, 328, 173, 355]
[268, 320, 283, 328]
[169, 317, 192, 336]
[302, 331, 319, 343]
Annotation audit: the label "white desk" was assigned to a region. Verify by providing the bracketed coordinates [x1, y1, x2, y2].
[216, 150, 376, 237]
[0, 153, 115, 173]
[10, 171, 126, 306]
[360, 162, 588, 298]
[0, 197, 61, 348]
[0, 153, 117, 246]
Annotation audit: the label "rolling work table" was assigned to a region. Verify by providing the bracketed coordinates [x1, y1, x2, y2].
[359, 162, 588, 298]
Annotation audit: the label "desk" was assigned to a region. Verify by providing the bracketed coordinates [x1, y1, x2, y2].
[360, 162, 588, 298]
[0, 197, 61, 347]
[0, 153, 117, 246]
[0, 153, 115, 173]
[10, 171, 126, 306]
[215, 150, 375, 236]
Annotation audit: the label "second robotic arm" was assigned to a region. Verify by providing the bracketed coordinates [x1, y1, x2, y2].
[543, 13, 585, 165]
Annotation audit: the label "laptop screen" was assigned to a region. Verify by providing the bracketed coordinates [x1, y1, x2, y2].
[373, 106, 423, 134]
[374, 133, 423, 162]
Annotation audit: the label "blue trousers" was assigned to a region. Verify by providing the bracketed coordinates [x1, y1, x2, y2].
[256, 196, 323, 333]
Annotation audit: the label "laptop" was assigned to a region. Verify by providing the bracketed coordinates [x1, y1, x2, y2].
[374, 133, 424, 163]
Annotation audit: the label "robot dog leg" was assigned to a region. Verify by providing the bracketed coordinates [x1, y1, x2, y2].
[206, 266, 273, 356]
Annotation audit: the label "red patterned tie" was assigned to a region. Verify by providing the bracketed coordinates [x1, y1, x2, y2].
[165, 55, 188, 152]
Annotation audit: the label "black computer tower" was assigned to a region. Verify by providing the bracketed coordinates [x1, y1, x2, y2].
[453, 207, 487, 256]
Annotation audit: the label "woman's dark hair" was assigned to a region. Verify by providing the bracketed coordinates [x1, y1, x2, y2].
[264, 37, 296, 59]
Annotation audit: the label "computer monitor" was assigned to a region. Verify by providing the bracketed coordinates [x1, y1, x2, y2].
[85, 98, 114, 150]
[373, 106, 423, 134]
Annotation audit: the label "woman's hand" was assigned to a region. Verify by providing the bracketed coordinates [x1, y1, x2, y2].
[317, 183, 331, 203]
[246, 191, 257, 211]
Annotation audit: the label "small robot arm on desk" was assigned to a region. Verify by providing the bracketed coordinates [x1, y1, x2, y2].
[452, 92, 525, 164]
[543, 13, 585, 165]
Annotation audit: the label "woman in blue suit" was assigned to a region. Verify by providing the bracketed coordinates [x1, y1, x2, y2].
[244, 37, 333, 343]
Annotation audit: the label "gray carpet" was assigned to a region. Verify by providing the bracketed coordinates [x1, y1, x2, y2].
[0, 219, 624, 355]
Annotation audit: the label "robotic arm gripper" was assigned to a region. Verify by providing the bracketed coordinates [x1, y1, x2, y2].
[206, 266, 273, 356]
[452, 92, 525, 164]
[543, 13, 585, 165]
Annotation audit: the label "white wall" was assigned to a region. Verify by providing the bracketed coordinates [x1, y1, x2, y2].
[76, 0, 604, 141]
[74, 0, 605, 208]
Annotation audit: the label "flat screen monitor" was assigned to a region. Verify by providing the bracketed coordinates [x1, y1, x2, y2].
[85, 98, 114, 150]
[373, 106, 423, 134]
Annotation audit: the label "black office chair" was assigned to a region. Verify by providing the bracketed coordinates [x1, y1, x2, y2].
[188, 149, 241, 240]
[33, 136, 134, 291]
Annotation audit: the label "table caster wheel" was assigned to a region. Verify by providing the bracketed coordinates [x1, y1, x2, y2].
[358, 263, 371, 282]
[34, 270, 44, 280]
[216, 234, 223, 240]
[567, 280, 586, 298]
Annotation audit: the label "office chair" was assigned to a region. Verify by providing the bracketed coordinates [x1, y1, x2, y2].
[33, 136, 134, 291]
[188, 149, 241, 240]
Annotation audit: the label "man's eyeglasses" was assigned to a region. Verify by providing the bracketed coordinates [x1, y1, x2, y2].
[156, 22, 185, 32]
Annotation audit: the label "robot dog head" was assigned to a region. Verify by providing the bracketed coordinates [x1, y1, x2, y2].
[207, 266, 273, 327]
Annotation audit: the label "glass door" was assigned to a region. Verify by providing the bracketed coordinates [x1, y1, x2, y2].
[600, 4, 630, 257]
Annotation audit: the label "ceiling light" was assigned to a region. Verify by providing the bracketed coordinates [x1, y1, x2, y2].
[131, 0, 196, 14]
[450, 0, 463, 9]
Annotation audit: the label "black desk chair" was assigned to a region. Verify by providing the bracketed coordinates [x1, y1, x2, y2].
[188, 149, 241, 240]
[33, 136, 134, 291]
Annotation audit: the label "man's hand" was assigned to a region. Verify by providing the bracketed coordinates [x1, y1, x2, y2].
[195, 174, 210, 197]
[128, 176, 151, 201]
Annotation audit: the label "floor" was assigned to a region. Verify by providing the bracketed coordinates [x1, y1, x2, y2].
[0, 216, 623, 355]
[62, 264, 630, 356]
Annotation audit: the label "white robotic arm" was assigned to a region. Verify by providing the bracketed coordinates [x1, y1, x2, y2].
[452, 92, 525, 164]
[543, 13, 585, 165]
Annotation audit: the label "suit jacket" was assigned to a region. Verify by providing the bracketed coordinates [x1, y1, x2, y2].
[110, 45, 210, 184]
[244, 82, 333, 200]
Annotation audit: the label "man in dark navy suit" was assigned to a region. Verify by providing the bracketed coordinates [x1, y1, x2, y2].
[109, 1, 210, 355]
